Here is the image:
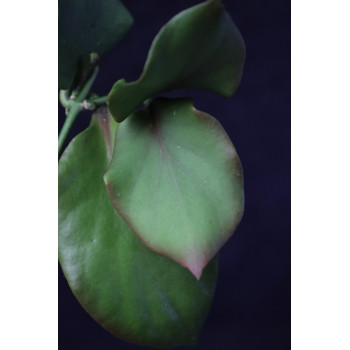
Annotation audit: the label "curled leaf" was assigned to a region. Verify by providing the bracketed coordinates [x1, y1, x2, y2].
[108, 0, 245, 122]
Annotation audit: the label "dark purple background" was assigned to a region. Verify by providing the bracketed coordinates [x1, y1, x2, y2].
[58, 0, 291, 349]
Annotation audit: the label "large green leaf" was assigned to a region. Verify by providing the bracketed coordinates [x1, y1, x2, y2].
[104, 98, 244, 279]
[108, 0, 245, 122]
[58, 108, 218, 347]
[58, 0, 133, 89]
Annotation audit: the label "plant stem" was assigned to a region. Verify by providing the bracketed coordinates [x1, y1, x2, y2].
[58, 66, 100, 155]
[90, 95, 108, 105]
[59, 90, 70, 108]
[82, 95, 109, 111]
[58, 102, 82, 155]
[78, 66, 99, 101]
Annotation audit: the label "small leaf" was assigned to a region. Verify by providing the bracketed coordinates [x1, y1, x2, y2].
[108, 0, 245, 122]
[104, 98, 244, 279]
[58, 0, 133, 89]
[58, 108, 218, 347]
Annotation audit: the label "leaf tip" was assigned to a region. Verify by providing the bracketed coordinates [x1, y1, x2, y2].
[184, 254, 208, 280]
[188, 265, 203, 281]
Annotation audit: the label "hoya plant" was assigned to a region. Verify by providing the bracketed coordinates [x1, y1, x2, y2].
[58, 0, 245, 347]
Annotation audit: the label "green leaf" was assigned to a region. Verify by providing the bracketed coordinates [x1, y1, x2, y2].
[58, 0, 133, 90]
[104, 98, 244, 279]
[108, 0, 245, 122]
[58, 108, 218, 347]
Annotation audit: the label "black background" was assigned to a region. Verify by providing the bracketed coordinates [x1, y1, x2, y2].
[58, 0, 291, 349]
